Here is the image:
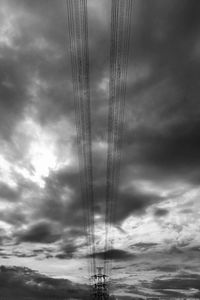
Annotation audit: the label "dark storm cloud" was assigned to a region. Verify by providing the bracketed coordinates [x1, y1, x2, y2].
[0, 206, 26, 226]
[130, 0, 200, 84]
[0, 0, 109, 129]
[0, 265, 89, 299]
[0, 53, 29, 140]
[140, 122, 200, 176]
[55, 250, 75, 260]
[89, 249, 136, 261]
[112, 266, 125, 270]
[0, 182, 20, 201]
[180, 208, 193, 214]
[168, 246, 183, 255]
[190, 245, 200, 252]
[122, 119, 200, 185]
[31, 247, 55, 259]
[17, 220, 62, 244]
[120, 0, 200, 186]
[56, 253, 71, 259]
[151, 273, 200, 293]
[0, 0, 76, 140]
[36, 170, 87, 229]
[151, 265, 178, 273]
[154, 208, 169, 217]
[113, 271, 200, 298]
[115, 189, 162, 222]
[55, 241, 83, 259]
[39, 167, 162, 227]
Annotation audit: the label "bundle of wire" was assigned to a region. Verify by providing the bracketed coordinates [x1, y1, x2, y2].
[66, 0, 133, 283]
[104, 0, 133, 277]
[66, 0, 96, 277]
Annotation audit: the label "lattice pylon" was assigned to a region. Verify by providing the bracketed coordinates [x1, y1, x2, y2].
[91, 267, 109, 300]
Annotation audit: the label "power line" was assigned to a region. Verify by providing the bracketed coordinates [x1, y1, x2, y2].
[66, 0, 133, 288]
[104, 0, 133, 277]
[66, 0, 96, 277]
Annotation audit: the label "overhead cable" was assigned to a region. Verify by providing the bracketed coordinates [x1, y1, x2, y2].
[104, 0, 133, 277]
[66, 0, 96, 276]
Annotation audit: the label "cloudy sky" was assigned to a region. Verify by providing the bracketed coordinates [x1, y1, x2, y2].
[1, 0, 200, 298]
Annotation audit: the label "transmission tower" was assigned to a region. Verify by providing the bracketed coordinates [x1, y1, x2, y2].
[91, 267, 109, 300]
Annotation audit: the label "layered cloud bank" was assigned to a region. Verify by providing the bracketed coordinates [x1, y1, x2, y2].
[0, 265, 89, 299]
[0, 265, 200, 299]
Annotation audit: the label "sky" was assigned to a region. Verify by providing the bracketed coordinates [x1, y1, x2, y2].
[0, 0, 200, 298]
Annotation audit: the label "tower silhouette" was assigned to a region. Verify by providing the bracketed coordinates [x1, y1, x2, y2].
[91, 267, 109, 300]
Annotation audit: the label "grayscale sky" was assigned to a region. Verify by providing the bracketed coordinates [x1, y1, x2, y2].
[0, 0, 200, 298]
